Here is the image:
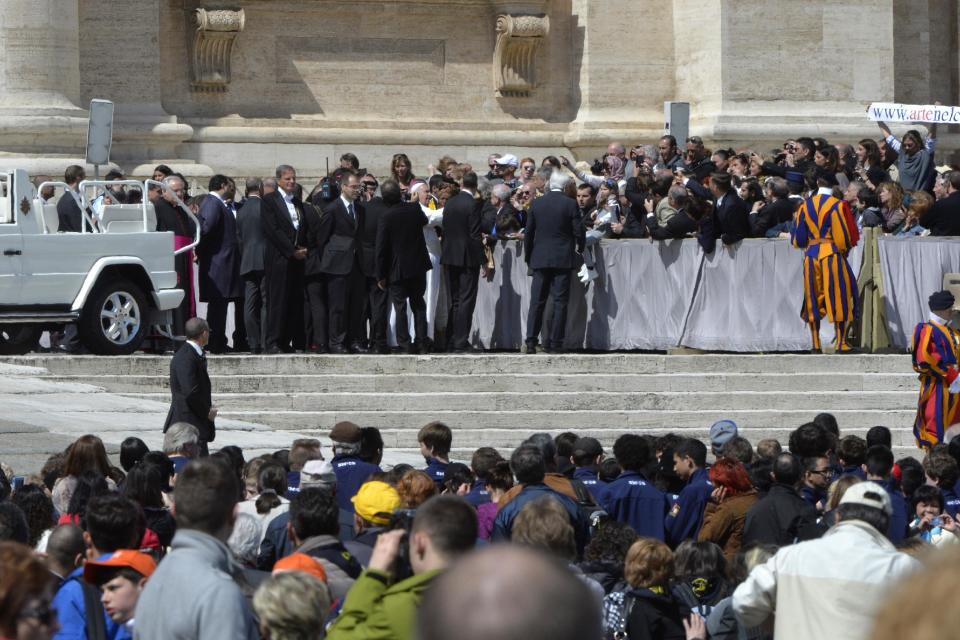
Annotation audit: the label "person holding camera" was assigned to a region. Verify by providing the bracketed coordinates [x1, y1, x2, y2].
[326, 496, 477, 640]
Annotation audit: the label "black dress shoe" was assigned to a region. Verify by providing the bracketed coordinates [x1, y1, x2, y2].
[350, 343, 370, 354]
[453, 346, 483, 354]
[523, 342, 537, 355]
[307, 344, 328, 354]
[329, 345, 349, 355]
[264, 347, 283, 355]
[544, 346, 566, 354]
[376, 345, 391, 355]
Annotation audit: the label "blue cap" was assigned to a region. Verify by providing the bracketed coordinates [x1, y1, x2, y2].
[709, 420, 738, 454]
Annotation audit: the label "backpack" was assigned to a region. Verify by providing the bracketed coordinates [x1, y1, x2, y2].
[571, 478, 608, 532]
[80, 579, 108, 640]
[601, 590, 635, 640]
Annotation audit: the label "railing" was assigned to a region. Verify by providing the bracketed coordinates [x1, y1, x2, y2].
[144, 179, 201, 256]
[79, 179, 151, 233]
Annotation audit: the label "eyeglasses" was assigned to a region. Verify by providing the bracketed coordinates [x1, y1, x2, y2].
[362, 181, 377, 188]
[810, 468, 832, 477]
[521, 165, 535, 171]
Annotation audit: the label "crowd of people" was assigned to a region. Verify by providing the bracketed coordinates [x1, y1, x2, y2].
[3, 414, 960, 639]
[43, 117, 960, 357]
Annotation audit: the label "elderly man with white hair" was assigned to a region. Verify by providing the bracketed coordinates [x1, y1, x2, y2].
[523, 171, 584, 354]
[388, 181, 444, 347]
[162, 421, 200, 476]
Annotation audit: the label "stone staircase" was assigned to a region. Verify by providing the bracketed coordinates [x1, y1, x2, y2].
[0, 353, 925, 461]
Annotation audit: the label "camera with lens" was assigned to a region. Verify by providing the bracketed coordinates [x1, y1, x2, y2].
[387, 508, 418, 581]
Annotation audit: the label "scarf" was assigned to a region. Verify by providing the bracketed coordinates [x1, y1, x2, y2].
[898, 146, 935, 192]
[606, 155, 625, 181]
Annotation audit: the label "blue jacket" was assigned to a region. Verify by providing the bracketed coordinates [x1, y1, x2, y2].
[465, 480, 490, 507]
[53, 566, 127, 640]
[600, 471, 668, 541]
[881, 478, 908, 544]
[572, 467, 609, 504]
[286, 470, 301, 496]
[492, 483, 589, 554]
[665, 468, 713, 545]
[423, 458, 448, 487]
[332, 455, 381, 513]
[257, 511, 295, 570]
[800, 485, 827, 509]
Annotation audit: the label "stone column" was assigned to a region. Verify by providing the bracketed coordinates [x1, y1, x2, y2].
[0, 0, 89, 170]
[675, 0, 897, 147]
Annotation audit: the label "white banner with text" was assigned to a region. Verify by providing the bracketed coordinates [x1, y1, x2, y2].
[867, 102, 960, 124]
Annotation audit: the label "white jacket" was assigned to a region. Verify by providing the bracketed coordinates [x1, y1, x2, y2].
[732, 520, 920, 640]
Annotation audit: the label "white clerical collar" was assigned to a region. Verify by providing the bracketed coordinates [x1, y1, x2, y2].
[550, 188, 563, 192]
[817, 187, 833, 197]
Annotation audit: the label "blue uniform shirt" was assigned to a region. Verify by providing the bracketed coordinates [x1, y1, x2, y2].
[942, 485, 960, 519]
[572, 466, 609, 503]
[286, 470, 301, 496]
[332, 455, 381, 513]
[841, 466, 867, 480]
[423, 458, 448, 487]
[492, 483, 589, 554]
[53, 566, 128, 640]
[601, 471, 668, 541]
[465, 479, 490, 507]
[665, 467, 713, 545]
[800, 484, 827, 510]
[881, 478, 908, 544]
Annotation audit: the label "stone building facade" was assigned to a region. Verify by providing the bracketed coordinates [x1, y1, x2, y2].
[0, 0, 954, 180]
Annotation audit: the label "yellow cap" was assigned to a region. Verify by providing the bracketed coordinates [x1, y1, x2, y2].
[351, 481, 401, 526]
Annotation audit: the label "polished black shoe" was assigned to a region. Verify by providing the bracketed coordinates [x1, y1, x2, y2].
[329, 345, 350, 355]
[350, 343, 370, 354]
[453, 346, 483, 354]
[544, 346, 565, 354]
[307, 344, 328, 354]
[523, 342, 537, 355]
[375, 345, 392, 355]
[264, 347, 283, 355]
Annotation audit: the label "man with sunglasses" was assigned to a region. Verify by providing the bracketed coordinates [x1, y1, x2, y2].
[680, 136, 716, 182]
[801, 455, 833, 511]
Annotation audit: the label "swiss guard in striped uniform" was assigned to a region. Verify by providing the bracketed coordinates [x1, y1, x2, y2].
[791, 170, 860, 352]
[912, 289, 960, 449]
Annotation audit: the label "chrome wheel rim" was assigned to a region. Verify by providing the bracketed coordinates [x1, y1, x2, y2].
[99, 291, 141, 345]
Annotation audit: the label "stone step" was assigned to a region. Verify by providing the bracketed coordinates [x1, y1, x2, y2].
[49, 372, 922, 394]
[3, 353, 913, 377]
[214, 408, 919, 443]
[118, 390, 918, 412]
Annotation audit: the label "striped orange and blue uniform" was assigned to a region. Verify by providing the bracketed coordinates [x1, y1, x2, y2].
[912, 319, 960, 448]
[791, 193, 860, 324]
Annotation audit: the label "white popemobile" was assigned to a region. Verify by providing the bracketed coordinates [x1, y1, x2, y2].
[0, 170, 198, 355]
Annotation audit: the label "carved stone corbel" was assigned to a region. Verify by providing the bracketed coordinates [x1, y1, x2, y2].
[493, 14, 549, 98]
[190, 8, 245, 93]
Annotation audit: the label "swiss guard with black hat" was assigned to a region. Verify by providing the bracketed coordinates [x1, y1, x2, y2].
[912, 289, 960, 448]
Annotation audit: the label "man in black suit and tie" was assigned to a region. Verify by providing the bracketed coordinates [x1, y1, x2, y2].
[440, 171, 486, 352]
[685, 171, 750, 253]
[197, 175, 242, 353]
[164, 318, 216, 456]
[524, 171, 584, 354]
[359, 186, 390, 353]
[260, 164, 308, 354]
[314, 171, 366, 354]
[56, 165, 92, 233]
[236, 178, 267, 353]
[375, 180, 433, 354]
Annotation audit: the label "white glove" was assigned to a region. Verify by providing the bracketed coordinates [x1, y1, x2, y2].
[950, 378, 960, 394]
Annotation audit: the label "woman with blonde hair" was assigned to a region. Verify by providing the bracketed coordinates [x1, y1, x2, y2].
[876, 181, 906, 233]
[253, 571, 331, 640]
[896, 190, 932, 237]
[607, 538, 687, 640]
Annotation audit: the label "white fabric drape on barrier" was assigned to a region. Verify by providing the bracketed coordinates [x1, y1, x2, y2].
[878, 236, 960, 349]
[680, 240, 864, 352]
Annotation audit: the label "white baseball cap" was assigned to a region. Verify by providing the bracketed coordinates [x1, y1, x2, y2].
[839, 481, 892, 516]
[495, 154, 519, 167]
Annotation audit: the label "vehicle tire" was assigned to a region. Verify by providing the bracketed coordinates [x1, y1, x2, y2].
[79, 278, 149, 355]
[0, 324, 42, 355]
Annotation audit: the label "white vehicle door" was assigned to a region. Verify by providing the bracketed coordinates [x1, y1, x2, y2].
[0, 174, 22, 305]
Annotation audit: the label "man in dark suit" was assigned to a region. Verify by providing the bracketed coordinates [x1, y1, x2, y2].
[749, 177, 796, 237]
[524, 172, 584, 354]
[236, 178, 267, 353]
[922, 170, 960, 236]
[375, 180, 433, 354]
[56, 164, 92, 233]
[197, 175, 242, 353]
[359, 190, 390, 353]
[260, 164, 308, 354]
[440, 172, 486, 352]
[313, 171, 366, 354]
[164, 318, 215, 456]
[686, 171, 750, 254]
